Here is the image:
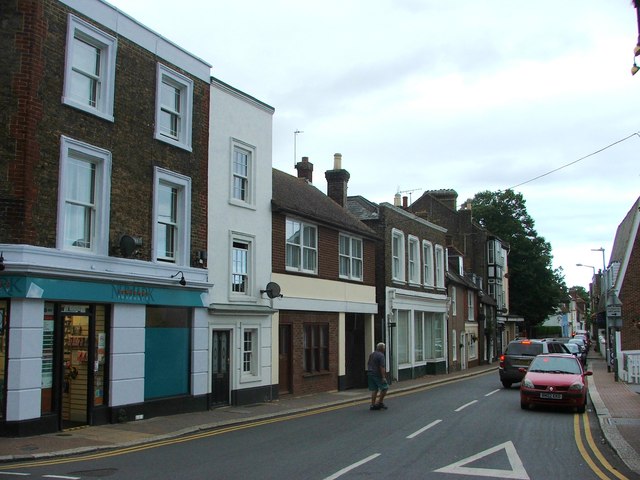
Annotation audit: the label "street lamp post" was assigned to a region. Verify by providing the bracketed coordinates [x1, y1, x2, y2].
[576, 263, 595, 276]
[591, 248, 610, 372]
[576, 263, 596, 333]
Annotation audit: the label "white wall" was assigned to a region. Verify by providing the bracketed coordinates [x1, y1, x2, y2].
[208, 80, 274, 307]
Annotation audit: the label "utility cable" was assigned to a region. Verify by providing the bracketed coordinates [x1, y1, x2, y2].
[508, 132, 640, 189]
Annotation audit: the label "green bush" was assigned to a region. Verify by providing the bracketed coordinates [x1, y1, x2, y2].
[532, 326, 562, 338]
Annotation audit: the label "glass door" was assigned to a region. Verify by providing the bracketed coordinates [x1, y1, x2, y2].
[61, 307, 91, 429]
[58, 304, 107, 430]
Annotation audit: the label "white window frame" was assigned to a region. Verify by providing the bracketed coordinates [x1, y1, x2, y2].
[467, 290, 475, 321]
[339, 233, 363, 281]
[154, 64, 193, 151]
[408, 235, 420, 285]
[286, 218, 317, 274]
[57, 136, 111, 255]
[414, 311, 425, 364]
[450, 285, 457, 316]
[422, 240, 434, 287]
[469, 332, 477, 359]
[391, 229, 405, 283]
[230, 232, 256, 299]
[397, 310, 410, 365]
[229, 139, 256, 208]
[435, 245, 445, 288]
[241, 327, 260, 380]
[152, 167, 191, 265]
[452, 329, 458, 362]
[62, 14, 117, 121]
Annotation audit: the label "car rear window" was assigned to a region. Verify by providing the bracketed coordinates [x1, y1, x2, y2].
[506, 342, 542, 356]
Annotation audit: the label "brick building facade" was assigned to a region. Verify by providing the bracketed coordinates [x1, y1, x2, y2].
[271, 157, 378, 397]
[0, 0, 211, 436]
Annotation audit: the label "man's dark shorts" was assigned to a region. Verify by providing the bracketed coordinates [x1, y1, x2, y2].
[367, 373, 389, 392]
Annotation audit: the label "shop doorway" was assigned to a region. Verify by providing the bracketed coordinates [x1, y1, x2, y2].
[57, 304, 107, 430]
[344, 314, 365, 389]
[211, 330, 230, 407]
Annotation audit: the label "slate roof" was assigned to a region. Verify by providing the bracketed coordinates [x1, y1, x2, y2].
[272, 169, 378, 239]
[609, 196, 640, 290]
[610, 196, 640, 265]
[346, 195, 379, 221]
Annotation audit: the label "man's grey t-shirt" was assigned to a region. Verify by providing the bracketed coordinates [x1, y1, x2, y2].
[367, 351, 385, 376]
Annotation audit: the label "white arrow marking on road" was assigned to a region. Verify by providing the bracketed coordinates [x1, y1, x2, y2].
[323, 453, 381, 480]
[434, 441, 530, 479]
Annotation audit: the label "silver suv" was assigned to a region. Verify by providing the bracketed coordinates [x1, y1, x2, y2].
[498, 339, 569, 388]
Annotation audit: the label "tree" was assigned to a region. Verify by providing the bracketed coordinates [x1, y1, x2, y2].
[471, 190, 567, 334]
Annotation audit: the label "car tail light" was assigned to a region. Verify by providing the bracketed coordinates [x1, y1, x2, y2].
[499, 354, 505, 368]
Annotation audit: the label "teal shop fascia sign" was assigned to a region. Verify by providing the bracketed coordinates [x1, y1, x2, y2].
[0, 276, 206, 307]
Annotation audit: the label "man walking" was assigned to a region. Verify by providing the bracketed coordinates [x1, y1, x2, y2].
[367, 342, 388, 410]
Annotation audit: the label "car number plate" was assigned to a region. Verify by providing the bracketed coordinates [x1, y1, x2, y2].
[540, 393, 562, 400]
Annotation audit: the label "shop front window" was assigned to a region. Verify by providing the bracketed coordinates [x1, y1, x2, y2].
[145, 306, 190, 399]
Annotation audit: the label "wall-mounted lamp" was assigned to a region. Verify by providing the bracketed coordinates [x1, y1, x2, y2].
[0, 252, 5, 271]
[171, 271, 186, 286]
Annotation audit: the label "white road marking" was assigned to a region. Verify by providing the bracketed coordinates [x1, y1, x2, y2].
[434, 441, 530, 479]
[323, 453, 381, 480]
[455, 399, 478, 411]
[0, 474, 30, 477]
[43, 476, 81, 479]
[485, 389, 500, 396]
[406, 419, 442, 439]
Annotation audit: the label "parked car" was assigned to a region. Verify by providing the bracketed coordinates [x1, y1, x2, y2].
[573, 333, 590, 351]
[520, 354, 592, 413]
[569, 338, 587, 360]
[499, 339, 569, 388]
[564, 342, 586, 365]
[575, 329, 591, 346]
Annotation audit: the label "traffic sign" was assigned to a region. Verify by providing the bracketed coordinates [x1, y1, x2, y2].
[606, 305, 621, 317]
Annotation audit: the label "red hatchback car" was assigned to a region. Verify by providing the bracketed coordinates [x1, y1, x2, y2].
[520, 354, 592, 413]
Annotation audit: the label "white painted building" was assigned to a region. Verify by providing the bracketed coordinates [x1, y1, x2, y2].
[207, 78, 277, 405]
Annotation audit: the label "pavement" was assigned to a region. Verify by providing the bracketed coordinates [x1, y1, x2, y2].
[0, 350, 638, 476]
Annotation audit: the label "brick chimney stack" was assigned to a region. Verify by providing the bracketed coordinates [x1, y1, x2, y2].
[295, 156, 313, 183]
[427, 189, 459, 211]
[325, 153, 350, 207]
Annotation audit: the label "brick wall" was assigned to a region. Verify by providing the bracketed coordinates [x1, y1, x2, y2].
[377, 205, 447, 293]
[1, 0, 47, 244]
[621, 227, 640, 350]
[1, 0, 209, 263]
[272, 211, 375, 286]
[280, 311, 339, 396]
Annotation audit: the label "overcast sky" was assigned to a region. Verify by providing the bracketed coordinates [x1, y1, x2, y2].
[108, 0, 640, 290]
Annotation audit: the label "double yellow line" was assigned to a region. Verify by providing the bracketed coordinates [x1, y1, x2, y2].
[574, 412, 629, 480]
[0, 403, 353, 470]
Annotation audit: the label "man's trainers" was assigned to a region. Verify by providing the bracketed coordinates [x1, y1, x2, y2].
[370, 404, 381, 410]
[377, 403, 388, 410]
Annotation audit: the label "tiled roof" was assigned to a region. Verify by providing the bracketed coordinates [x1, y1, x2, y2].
[610, 196, 640, 266]
[346, 195, 379, 221]
[272, 169, 378, 238]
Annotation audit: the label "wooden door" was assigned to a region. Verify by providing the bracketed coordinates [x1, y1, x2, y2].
[278, 324, 292, 394]
[211, 330, 230, 406]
